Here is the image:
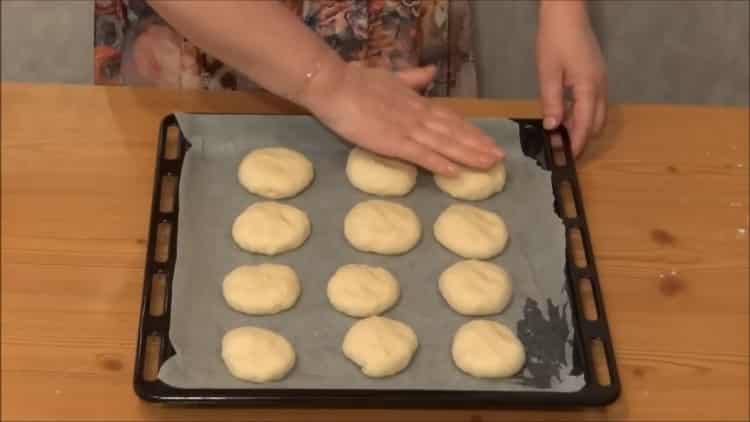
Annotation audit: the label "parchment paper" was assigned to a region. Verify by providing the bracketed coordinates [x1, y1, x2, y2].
[158, 113, 584, 392]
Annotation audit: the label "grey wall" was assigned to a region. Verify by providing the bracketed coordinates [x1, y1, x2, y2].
[3, 0, 748, 105]
[2, 0, 93, 84]
[474, 0, 749, 106]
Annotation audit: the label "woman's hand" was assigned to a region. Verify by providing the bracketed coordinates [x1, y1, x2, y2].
[536, 1, 607, 156]
[300, 62, 503, 175]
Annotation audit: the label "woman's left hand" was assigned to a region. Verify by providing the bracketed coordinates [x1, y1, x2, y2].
[536, 1, 607, 156]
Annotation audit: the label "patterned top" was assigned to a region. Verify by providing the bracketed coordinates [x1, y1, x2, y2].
[94, 0, 477, 97]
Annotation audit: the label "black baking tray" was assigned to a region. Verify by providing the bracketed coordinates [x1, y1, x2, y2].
[133, 114, 620, 407]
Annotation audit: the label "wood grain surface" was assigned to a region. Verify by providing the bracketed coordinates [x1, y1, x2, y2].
[2, 83, 748, 421]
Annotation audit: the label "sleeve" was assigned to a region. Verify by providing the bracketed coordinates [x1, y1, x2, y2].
[94, 0, 127, 84]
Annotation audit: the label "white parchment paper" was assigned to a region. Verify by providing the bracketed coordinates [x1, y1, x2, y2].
[158, 113, 584, 392]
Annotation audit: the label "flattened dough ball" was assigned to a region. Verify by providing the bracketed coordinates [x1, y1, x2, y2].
[232, 201, 310, 255]
[439, 260, 512, 316]
[222, 326, 295, 382]
[452, 320, 525, 379]
[343, 316, 418, 378]
[238, 147, 314, 199]
[327, 264, 400, 317]
[344, 200, 421, 255]
[434, 162, 506, 201]
[346, 147, 417, 196]
[434, 204, 508, 259]
[223, 264, 301, 315]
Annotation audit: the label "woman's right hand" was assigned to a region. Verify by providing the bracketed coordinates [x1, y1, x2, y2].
[299, 61, 504, 175]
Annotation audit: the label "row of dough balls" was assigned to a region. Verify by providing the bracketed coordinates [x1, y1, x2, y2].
[221, 261, 522, 382]
[221, 264, 396, 317]
[348, 146, 507, 200]
[232, 200, 509, 259]
[223, 261, 512, 319]
[222, 318, 525, 383]
[238, 146, 506, 201]
[345, 200, 510, 259]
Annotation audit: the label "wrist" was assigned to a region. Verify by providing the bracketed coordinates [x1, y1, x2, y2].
[293, 49, 347, 111]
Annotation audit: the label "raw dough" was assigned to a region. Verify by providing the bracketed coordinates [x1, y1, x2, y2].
[439, 260, 512, 316]
[327, 264, 400, 317]
[451, 319, 525, 379]
[344, 200, 421, 255]
[346, 147, 417, 196]
[223, 264, 301, 315]
[433, 204, 508, 259]
[238, 147, 314, 199]
[342, 316, 418, 378]
[232, 201, 310, 255]
[221, 326, 296, 382]
[434, 162, 506, 201]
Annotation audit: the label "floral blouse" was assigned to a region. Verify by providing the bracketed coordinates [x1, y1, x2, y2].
[94, 0, 477, 97]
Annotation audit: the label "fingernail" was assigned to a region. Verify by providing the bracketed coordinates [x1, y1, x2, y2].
[543, 117, 558, 130]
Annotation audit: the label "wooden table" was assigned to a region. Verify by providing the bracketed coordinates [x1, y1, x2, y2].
[2, 83, 748, 421]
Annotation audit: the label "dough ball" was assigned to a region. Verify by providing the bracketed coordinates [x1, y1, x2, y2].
[344, 200, 421, 255]
[222, 326, 295, 382]
[223, 264, 301, 315]
[342, 316, 418, 378]
[238, 147, 314, 199]
[439, 260, 512, 316]
[232, 201, 310, 255]
[346, 147, 417, 196]
[434, 162, 506, 201]
[327, 264, 400, 317]
[452, 320, 525, 379]
[433, 204, 508, 259]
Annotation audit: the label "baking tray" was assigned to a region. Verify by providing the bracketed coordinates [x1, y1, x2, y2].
[133, 113, 620, 407]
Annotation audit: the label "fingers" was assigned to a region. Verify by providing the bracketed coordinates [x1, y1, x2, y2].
[592, 86, 607, 137]
[591, 97, 606, 139]
[566, 85, 596, 156]
[538, 62, 565, 130]
[430, 106, 503, 156]
[408, 125, 496, 170]
[396, 65, 437, 91]
[394, 72, 502, 170]
[395, 137, 458, 176]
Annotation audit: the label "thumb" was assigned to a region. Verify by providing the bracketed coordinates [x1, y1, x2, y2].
[396, 65, 437, 90]
[538, 63, 565, 130]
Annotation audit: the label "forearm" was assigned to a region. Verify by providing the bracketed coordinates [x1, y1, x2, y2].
[148, 0, 343, 103]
